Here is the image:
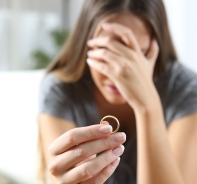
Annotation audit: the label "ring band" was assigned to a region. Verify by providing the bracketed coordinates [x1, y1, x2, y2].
[100, 115, 120, 134]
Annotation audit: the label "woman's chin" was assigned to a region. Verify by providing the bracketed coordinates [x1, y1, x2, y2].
[104, 94, 127, 105]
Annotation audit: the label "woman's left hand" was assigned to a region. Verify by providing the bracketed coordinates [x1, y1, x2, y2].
[87, 23, 160, 111]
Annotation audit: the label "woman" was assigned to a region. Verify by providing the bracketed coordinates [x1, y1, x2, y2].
[38, 0, 197, 183]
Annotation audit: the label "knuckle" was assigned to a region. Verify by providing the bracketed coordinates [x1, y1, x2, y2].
[101, 48, 107, 55]
[114, 62, 128, 77]
[75, 147, 87, 158]
[115, 67, 124, 77]
[105, 164, 115, 177]
[106, 37, 113, 44]
[125, 29, 132, 36]
[66, 131, 77, 145]
[132, 53, 138, 61]
[48, 145, 53, 155]
[79, 166, 93, 179]
[87, 127, 95, 138]
[48, 162, 58, 176]
[102, 65, 107, 71]
[100, 65, 108, 74]
[103, 152, 112, 164]
[100, 138, 110, 148]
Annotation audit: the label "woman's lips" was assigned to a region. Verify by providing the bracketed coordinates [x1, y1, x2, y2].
[105, 84, 120, 95]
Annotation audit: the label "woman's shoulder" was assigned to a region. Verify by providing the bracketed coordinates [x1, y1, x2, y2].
[40, 72, 71, 91]
[169, 61, 197, 84]
[38, 72, 95, 122]
[166, 61, 197, 97]
[155, 61, 197, 125]
[38, 72, 74, 116]
[156, 61, 197, 91]
[40, 72, 90, 99]
[40, 72, 61, 92]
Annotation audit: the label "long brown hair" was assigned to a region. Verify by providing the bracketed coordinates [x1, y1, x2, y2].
[38, 0, 178, 183]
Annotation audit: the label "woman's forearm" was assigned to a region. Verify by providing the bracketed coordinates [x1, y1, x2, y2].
[135, 98, 185, 184]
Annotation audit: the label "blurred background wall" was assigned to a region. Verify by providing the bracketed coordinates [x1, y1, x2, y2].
[164, 0, 197, 72]
[0, 0, 83, 71]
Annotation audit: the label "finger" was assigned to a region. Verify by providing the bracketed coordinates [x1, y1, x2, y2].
[48, 124, 113, 155]
[87, 36, 135, 58]
[86, 58, 112, 78]
[60, 145, 125, 183]
[87, 57, 133, 85]
[102, 23, 141, 52]
[87, 49, 132, 76]
[75, 154, 97, 167]
[49, 132, 126, 175]
[146, 38, 159, 64]
[101, 121, 109, 125]
[80, 157, 120, 184]
[87, 48, 121, 67]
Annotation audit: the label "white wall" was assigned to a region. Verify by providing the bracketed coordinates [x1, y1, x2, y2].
[68, 0, 84, 28]
[0, 70, 44, 184]
[164, 0, 197, 72]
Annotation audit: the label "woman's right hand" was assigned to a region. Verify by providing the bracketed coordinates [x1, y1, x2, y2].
[48, 123, 126, 184]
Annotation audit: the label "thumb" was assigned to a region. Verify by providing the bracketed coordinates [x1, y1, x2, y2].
[146, 38, 159, 64]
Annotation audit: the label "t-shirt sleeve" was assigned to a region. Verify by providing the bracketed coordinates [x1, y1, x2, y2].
[38, 74, 75, 122]
[165, 63, 197, 125]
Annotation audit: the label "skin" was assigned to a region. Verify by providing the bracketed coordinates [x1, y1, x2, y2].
[39, 12, 197, 184]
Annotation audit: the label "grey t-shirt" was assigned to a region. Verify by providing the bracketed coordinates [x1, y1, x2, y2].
[38, 61, 197, 184]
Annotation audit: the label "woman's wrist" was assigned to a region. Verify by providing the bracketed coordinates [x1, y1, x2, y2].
[129, 82, 161, 112]
[132, 91, 164, 122]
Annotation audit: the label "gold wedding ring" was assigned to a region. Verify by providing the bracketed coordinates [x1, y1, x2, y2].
[100, 115, 120, 134]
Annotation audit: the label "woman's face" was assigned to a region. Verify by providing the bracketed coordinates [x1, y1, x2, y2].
[88, 13, 152, 104]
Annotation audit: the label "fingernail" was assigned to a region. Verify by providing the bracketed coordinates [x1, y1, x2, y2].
[112, 145, 125, 156]
[100, 125, 112, 134]
[86, 58, 92, 65]
[101, 121, 109, 125]
[102, 23, 110, 29]
[111, 157, 120, 167]
[112, 132, 126, 142]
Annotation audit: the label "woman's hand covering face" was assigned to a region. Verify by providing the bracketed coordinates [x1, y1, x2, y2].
[87, 23, 159, 110]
